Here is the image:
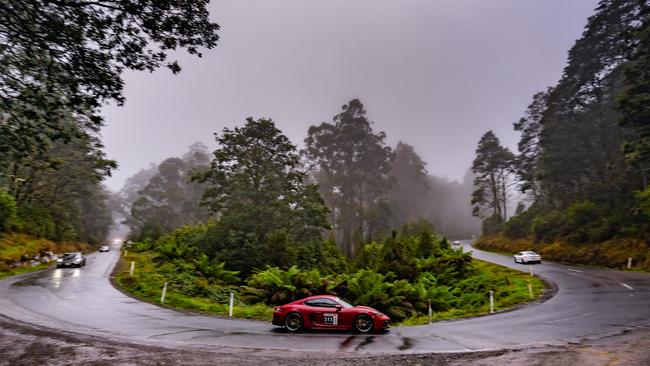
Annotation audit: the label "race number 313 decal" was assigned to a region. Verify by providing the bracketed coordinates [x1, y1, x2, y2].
[323, 313, 338, 325]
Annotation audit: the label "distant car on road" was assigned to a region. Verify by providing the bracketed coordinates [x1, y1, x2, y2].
[57, 252, 86, 268]
[99, 245, 110, 252]
[272, 295, 391, 333]
[514, 251, 541, 264]
[452, 240, 461, 246]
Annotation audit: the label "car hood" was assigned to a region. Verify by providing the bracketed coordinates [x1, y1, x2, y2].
[354, 305, 383, 314]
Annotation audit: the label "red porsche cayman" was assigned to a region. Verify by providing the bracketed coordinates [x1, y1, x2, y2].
[272, 295, 391, 333]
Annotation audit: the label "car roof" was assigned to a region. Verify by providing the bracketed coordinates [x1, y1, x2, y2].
[292, 294, 339, 303]
[521, 251, 538, 254]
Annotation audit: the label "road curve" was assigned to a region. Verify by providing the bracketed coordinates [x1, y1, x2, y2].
[1, 241, 649, 354]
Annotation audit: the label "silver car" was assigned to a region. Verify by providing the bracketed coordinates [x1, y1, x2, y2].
[514, 251, 541, 264]
[56, 252, 86, 268]
[99, 245, 110, 252]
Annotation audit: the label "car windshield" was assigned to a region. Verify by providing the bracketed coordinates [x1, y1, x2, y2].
[523, 251, 537, 255]
[336, 298, 354, 308]
[63, 253, 79, 259]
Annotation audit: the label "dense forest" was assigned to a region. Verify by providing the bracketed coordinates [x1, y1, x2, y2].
[0, 1, 219, 267]
[472, 0, 650, 268]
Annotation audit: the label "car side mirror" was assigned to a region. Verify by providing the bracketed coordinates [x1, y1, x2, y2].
[335, 305, 342, 312]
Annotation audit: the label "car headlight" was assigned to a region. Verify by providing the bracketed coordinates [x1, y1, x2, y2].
[56, 258, 63, 263]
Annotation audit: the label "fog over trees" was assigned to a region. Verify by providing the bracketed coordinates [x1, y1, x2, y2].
[474, 0, 650, 243]
[117, 101, 481, 256]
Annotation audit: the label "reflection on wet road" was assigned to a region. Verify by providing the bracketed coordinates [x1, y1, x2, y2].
[1, 241, 649, 354]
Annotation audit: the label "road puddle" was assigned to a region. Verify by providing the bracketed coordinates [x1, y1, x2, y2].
[398, 337, 414, 350]
[12, 268, 74, 288]
[354, 336, 375, 351]
[339, 335, 356, 349]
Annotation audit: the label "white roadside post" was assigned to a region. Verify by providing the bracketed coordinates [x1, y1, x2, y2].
[129, 261, 135, 276]
[489, 291, 494, 314]
[124, 250, 128, 257]
[229, 291, 234, 318]
[627, 257, 632, 269]
[161, 282, 168, 303]
[528, 280, 534, 299]
[529, 265, 534, 277]
[428, 300, 432, 324]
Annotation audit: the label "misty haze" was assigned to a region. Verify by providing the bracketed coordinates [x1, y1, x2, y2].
[1, 1, 649, 366]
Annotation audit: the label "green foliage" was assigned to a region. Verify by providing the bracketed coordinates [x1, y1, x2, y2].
[1, 131, 115, 244]
[637, 186, 650, 218]
[121, 221, 545, 324]
[126, 144, 211, 239]
[388, 143, 431, 227]
[303, 99, 394, 256]
[194, 254, 240, 285]
[476, 234, 650, 271]
[152, 225, 208, 261]
[471, 131, 516, 225]
[616, 2, 650, 174]
[195, 118, 329, 275]
[494, 0, 650, 246]
[481, 214, 504, 235]
[0, 1, 219, 166]
[0, 190, 17, 232]
[242, 266, 337, 305]
[531, 210, 565, 242]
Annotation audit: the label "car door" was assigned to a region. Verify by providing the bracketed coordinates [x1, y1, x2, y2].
[303, 300, 323, 326]
[316, 298, 343, 328]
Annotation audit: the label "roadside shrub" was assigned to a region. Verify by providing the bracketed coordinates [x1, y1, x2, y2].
[242, 266, 337, 305]
[482, 214, 503, 235]
[565, 201, 607, 243]
[531, 210, 565, 242]
[131, 240, 153, 253]
[504, 209, 536, 238]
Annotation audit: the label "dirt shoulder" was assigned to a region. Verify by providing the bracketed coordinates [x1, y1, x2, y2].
[1, 315, 649, 366]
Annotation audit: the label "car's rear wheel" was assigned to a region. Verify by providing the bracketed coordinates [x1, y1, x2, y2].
[354, 314, 373, 333]
[285, 313, 303, 332]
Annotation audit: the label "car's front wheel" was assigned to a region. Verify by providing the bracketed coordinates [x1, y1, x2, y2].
[354, 314, 374, 333]
[284, 313, 303, 332]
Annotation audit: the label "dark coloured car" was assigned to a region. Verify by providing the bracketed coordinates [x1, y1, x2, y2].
[272, 295, 391, 333]
[56, 252, 86, 268]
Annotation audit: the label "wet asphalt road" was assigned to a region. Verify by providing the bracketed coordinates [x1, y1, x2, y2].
[1, 241, 649, 354]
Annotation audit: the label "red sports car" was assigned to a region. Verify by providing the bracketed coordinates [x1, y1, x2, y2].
[272, 295, 391, 333]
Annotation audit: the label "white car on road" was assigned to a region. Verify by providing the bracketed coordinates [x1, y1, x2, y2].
[514, 251, 542, 264]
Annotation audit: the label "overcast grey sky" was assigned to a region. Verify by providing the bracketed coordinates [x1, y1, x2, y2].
[101, 0, 600, 191]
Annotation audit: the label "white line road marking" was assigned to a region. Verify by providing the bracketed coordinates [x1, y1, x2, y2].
[567, 269, 583, 273]
[619, 283, 634, 290]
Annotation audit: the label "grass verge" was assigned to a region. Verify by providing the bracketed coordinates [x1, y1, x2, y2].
[114, 250, 547, 325]
[475, 234, 650, 271]
[113, 251, 273, 320]
[0, 263, 51, 280]
[398, 259, 546, 325]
